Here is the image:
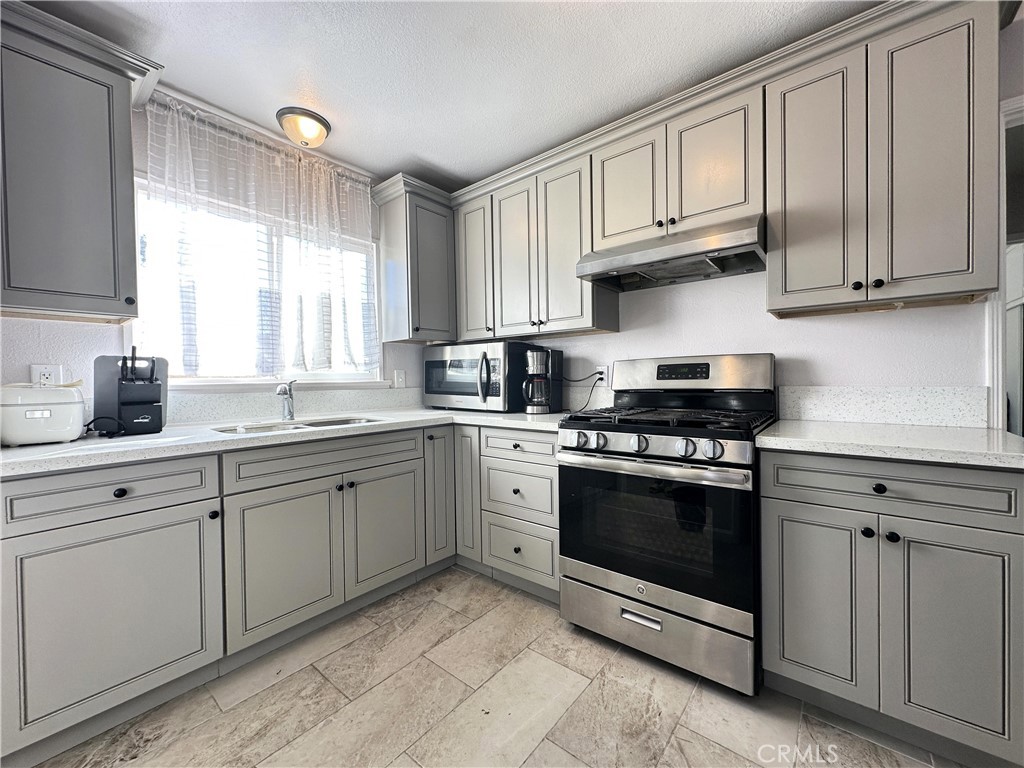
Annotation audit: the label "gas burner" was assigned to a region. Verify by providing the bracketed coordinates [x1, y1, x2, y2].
[572, 406, 656, 423]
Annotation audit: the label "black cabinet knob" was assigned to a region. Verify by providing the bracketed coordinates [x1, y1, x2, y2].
[413, 326, 420, 332]
[537, 320, 545, 326]
[124, 296, 137, 306]
[668, 217, 677, 225]
[655, 219, 665, 228]
[885, 531, 901, 543]
[336, 484, 345, 491]
[485, 326, 492, 332]
[426, 434, 434, 441]
[871, 279, 885, 288]
[208, 510, 220, 520]
[347, 481, 356, 489]
[851, 281, 864, 291]
[872, 483, 888, 495]
[530, 320, 538, 326]
[512, 488, 520, 495]
[513, 546, 522, 554]
[860, 527, 875, 538]
[112, 487, 128, 499]
[512, 443, 521, 449]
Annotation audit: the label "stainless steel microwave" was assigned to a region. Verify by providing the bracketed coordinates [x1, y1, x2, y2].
[423, 342, 536, 412]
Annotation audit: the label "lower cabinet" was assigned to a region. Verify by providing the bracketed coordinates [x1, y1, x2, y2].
[481, 510, 559, 591]
[454, 425, 482, 561]
[224, 477, 345, 653]
[1, 501, 224, 753]
[343, 459, 425, 599]
[425, 426, 456, 564]
[762, 496, 1023, 764]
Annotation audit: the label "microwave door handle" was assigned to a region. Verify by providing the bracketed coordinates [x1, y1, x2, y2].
[477, 351, 488, 403]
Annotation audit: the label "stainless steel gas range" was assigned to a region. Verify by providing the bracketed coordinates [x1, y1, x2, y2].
[556, 353, 776, 695]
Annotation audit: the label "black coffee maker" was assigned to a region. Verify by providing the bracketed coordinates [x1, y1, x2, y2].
[93, 349, 168, 436]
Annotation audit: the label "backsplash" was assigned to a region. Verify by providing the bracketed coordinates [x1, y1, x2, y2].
[778, 386, 989, 428]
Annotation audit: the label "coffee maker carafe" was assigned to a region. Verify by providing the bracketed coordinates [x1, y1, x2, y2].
[522, 348, 562, 414]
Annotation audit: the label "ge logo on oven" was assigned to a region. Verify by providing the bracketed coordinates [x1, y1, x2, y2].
[636, 584, 647, 596]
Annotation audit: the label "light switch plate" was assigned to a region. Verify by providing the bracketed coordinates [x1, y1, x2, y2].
[393, 369, 407, 388]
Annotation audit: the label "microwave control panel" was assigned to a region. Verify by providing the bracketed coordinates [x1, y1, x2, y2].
[488, 358, 501, 396]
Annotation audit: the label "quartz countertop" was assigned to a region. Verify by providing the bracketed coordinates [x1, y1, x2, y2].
[756, 420, 1024, 470]
[0, 408, 564, 478]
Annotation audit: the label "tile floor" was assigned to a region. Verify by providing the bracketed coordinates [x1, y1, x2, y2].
[38, 567, 957, 768]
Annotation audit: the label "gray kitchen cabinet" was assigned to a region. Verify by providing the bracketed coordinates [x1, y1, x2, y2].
[537, 155, 618, 335]
[223, 477, 345, 653]
[374, 175, 457, 342]
[454, 425, 482, 561]
[0, 25, 141, 319]
[343, 459, 425, 599]
[766, 49, 868, 313]
[878, 516, 1023, 763]
[493, 177, 540, 337]
[456, 194, 495, 340]
[1, 500, 223, 754]
[591, 124, 667, 251]
[666, 86, 763, 231]
[866, 3, 998, 303]
[761, 498, 879, 709]
[425, 426, 456, 565]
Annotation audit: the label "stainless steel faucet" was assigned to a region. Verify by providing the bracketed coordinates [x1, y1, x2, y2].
[275, 379, 297, 421]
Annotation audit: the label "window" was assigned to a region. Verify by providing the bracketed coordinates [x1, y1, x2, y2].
[133, 94, 379, 381]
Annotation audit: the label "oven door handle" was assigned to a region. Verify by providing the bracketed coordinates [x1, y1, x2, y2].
[556, 452, 752, 491]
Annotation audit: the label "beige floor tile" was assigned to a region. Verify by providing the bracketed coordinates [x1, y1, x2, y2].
[316, 600, 471, 698]
[522, 739, 590, 768]
[137, 667, 347, 767]
[207, 612, 377, 710]
[547, 648, 698, 768]
[408, 649, 589, 768]
[658, 725, 758, 768]
[36, 686, 221, 768]
[529, 619, 619, 679]
[388, 753, 423, 768]
[680, 681, 801, 768]
[359, 567, 472, 624]
[796, 716, 928, 768]
[801, 704, 933, 766]
[260, 657, 471, 767]
[425, 591, 560, 688]
[434, 574, 518, 619]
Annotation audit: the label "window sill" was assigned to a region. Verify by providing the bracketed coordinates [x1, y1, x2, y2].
[167, 379, 394, 394]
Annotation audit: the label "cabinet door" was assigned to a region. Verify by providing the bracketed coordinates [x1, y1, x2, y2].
[493, 177, 539, 337]
[879, 516, 1023, 764]
[538, 156, 596, 334]
[224, 477, 345, 653]
[866, 3, 999, 301]
[666, 86, 764, 231]
[454, 425, 482, 561]
[455, 195, 494, 340]
[766, 50, 868, 313]
[1, 501, 222, 753]
[408, 193, 457, 341]
[425, 426, 456, 564]
[761, 499, 879, 709]
[591, 125, 667, 250]
[344, 459, 425, 599]
[0, 28, 138, 317]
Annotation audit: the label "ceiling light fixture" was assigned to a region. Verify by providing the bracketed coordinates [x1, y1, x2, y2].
[276, 107, 331, 148]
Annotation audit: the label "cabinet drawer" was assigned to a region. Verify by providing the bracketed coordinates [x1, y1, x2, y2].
[480, 427, 557, 465]
[480, 456, 558, 526]
[481, 511, 559, 591]
[222, 429, 423, 494]
[761, 452, 1022, 534]
[1, 455, 220, 539]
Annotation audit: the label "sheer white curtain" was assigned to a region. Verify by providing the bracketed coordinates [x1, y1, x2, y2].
[135, 93, 378, 379]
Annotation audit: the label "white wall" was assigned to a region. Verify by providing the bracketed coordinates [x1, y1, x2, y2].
[542, 273, 990, 388]
[0, 318, 123, 394]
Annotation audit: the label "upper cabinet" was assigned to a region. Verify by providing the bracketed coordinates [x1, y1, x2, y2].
[767, 3, 998, 316]
[0, 7, 161, 321]
[374, 175, 457, 343]
[591, 87, 763, 251]
[455, 194, 495, 340]
[493, 178, 540, 336]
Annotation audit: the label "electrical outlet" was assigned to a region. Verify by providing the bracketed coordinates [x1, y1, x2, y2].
[30, 364, 63, 385]
[595, 365, 609, 386]
[393, 369, 407, 388]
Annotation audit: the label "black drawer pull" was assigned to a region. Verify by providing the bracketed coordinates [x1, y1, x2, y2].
[885, 531, 901, 543]
[512, 488, 520, 495]
[512, 443, 521, 449]
[860, 527, 875, 538]
[513, 546, 522, 554]
[872, 483, 887, 495]
[426, 434, 434, 441]
[112, 487, 128, 499]
[208, 510, 220, 520]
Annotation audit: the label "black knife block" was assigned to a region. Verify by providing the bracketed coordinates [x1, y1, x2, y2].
[94, 356, 168, 436]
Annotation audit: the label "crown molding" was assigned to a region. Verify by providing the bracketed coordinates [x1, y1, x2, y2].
[372, 173, 452, 207]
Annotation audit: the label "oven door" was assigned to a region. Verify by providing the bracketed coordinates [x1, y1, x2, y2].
[558, 452, 756, 635]
[423, 344, 507, 411]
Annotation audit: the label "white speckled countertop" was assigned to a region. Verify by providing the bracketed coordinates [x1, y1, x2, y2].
[0, 408, 564, 479]
[757, 420, 1024, 470]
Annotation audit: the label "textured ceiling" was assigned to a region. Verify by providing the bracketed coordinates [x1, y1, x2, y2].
[35, 0, 878, 191]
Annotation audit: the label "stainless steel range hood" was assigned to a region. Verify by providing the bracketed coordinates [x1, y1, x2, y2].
[576, 215, 766, 292]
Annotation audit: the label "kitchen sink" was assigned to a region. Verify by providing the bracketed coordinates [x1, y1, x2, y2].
[214, 422, 314, 434]
[304, 417, 381, 427]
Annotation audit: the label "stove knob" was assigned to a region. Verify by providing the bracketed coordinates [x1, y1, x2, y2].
[630, 435, 649, 453]
[594, 432, 608, 450]
[675, 438, 697, 458]
[702, 439, 725, 460]
[574, 431, 589, 448]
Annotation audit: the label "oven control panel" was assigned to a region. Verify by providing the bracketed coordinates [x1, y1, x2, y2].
[557, 429, 754, 466]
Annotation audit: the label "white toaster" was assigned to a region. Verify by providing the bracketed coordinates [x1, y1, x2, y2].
[1, 385, 86, 447]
